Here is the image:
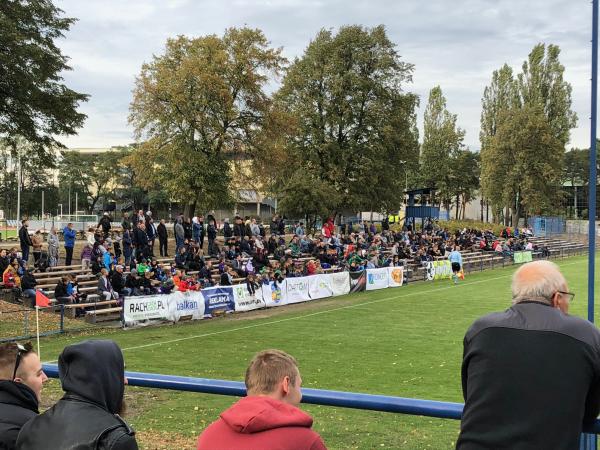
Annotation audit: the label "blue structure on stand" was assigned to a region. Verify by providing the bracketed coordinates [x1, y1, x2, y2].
[404, 188, 440, 229]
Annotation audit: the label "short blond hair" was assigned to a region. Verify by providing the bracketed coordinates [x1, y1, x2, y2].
[245, 349, 299, 395]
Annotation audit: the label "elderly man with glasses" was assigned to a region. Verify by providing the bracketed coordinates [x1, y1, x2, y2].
[0, 342, 48, 450]
[457, 260, 600, 450]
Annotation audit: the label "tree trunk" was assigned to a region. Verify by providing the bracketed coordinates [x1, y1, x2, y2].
[504, 205, 510, 226]
[184, 200, 197, 218]
[455, 194, 460, 220]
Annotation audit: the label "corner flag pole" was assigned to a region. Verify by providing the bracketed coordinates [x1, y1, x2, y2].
[35, 306, 41, 360]
[589, 0, 598, 325]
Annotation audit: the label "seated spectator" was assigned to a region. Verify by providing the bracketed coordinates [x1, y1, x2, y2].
[197, 349, 326, 450]
[140, 271, 158, 295]
[97, 268, 118, 301]
[457, 261, 600, 449]
[125, 271, 141, 296]
[16, 340, 137, 450]
[20, 270, 38, 303]
[54, 276, 73, 305]
[111, 265, 131, 297]
[2, 259, 21, 289]
[0, 342, 48, 450]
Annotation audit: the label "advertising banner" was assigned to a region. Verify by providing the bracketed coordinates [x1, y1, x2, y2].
[387, 267, 404, 288]
[514, 251, 533, 264]
[366, 268, 389, 291]
[201, 286, 235, 317]
[308, 274, 333, 300]
[330, 271, 350, 296]
[264, 280, 287, 308]
[233, 283, 266, 312]
[167, 291, 204, 322]
[286, 276, 311, 304]
[123, 295, 169, 323]
[349, 270, 366, 292]
[425, 260, 453, 281]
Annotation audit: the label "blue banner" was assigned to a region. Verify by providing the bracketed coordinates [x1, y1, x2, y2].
[201, 286, 235, 317]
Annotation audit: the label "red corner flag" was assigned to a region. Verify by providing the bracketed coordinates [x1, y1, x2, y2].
[35, 290, 50, 308]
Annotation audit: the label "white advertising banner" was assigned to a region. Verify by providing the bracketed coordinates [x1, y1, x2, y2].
[387, 267, 404, 288]
[233, 283, 266, 312]
[263, 280, 288, 308]
[330, 271, 350, 296]
[308, 274, 333, 300]
[124, 295, 169, 323]
[167, 291, 205, 322]
[286, 276, 311, 304]
[366, 268, 389, 291]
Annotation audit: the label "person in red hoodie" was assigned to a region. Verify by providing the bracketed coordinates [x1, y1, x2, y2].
[197, 349, 327, 450]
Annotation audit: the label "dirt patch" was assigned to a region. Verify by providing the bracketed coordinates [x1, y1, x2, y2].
[135, 430, 196, 450]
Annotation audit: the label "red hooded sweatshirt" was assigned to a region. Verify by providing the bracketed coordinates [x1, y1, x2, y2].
[197, 396, 327, 450]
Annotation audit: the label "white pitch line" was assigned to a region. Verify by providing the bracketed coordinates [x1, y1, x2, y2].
[42, 257, 586, 363]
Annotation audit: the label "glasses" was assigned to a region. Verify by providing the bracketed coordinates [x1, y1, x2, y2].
[557, 291, 575, 302]
[12, 343, 28, 380]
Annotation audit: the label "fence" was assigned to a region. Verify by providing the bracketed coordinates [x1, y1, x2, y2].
[38, 365, 600, 449]
[531, 216, 566, 237]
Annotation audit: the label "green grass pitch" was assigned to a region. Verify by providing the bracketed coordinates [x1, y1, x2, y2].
[36, 255, 599, 449]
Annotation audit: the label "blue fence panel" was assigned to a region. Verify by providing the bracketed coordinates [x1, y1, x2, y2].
[40, 364, 600, 448]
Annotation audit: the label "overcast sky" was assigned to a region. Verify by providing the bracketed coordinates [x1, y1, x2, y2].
[54, 0, 596, 150]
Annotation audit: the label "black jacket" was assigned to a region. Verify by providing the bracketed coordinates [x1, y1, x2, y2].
[110, 272, 126, 294]
[457, 301, 600, 450]
[18, 227, 31, 247]
[207, 224, 217, 240]
[20, 272, 36, 291]
[157, 223, 168, 240]
[54, 280, 69, 299]
[0, 381, 38, 450]
[223, 223, 232, 238]
[16, 340, 137, 450]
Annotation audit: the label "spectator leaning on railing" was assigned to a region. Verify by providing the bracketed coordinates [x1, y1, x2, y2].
[197, 349, 327, 450]
[457, 260, 600, 450]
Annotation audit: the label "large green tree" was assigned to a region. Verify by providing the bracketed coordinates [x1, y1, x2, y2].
[420, 86, 466, 211]
[0, 0, 88, 151]
[128, 27, 285, 216]
[262, 25, 419, 218]
[480, 43, 576, 224]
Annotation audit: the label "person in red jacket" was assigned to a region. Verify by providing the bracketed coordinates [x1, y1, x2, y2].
[197, 349, 327, 450]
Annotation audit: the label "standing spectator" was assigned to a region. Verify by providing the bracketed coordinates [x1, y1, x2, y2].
[80, 244, 92, 270]
[121, 212, 131, 231]
[18, 220, 32, 265]
[223, 218, 232, 239]
[146, 217, 156, 257]
[122, 228, 133, 265]
[278, 216, 286, 236]
[250, 218, 260, 237]
[16, 340, 138, 450]
[136, 209, 145, 225]
[157, 219, 169, 257]
[183, 217, 193, 242]
[0, 342, 48, 450]
[457, 261, 600, 449]
[62, 223, 76, 266]
[133, 222, 149, 261]
[30, 230, 43, 267]
[192, 217, 202, 244]
[270, 215, 279, 236]
[98, 212, 112, 239]
[47, 227, 59, 267]
[206, 216, 217, 256]
[197, 349, 327, 450]
[295, 222, 305, 237]
[197, 215, 206, 249]
[234, 216, 245, 238]
[97, 268, 117, 301]
[174, 219, 185, 254]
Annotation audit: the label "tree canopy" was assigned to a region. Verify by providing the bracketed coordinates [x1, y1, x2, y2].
[0, 0, 88, 151]
[258, 25, 419, 218]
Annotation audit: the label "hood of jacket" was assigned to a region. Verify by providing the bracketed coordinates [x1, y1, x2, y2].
[58, 340, 124, 414]
[220, 396, 313, 434]
[0, 380, 38, 413]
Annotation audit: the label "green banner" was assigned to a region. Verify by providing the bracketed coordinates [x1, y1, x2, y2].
[514, 251, 533, 264]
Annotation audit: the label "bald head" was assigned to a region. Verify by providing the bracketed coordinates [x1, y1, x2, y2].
[512, 260, 567, 305]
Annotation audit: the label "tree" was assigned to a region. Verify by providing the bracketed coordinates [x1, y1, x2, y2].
[452, 150, 480, 220]
[420, 86, 466, 211]
[480, 44, 577, 224]
[487, 106, 563, 224]
[0, 0, 88, 151]
[128, 27, 285, 216]
[261, 25, 419, 219]
[57, 150, 123, 212]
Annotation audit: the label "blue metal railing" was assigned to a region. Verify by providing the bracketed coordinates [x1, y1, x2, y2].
[41, 364, 600, 448]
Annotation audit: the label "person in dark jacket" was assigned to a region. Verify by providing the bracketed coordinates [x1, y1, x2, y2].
[233, 216, 245, 238]
[183, 217, 193, 242]
[133, 223, 148, 261]
[157, 219, 168, 257]
[18, 220, 32, 266]
[223, 218, 232, 239]
[457, 260, 600, 450]
[98, 213, 112, 239]
[207, 217, 217, 256]
[197, 349, 326, 450]
[16, 340, 137, 450]
[20, 270, 38, 303]
[0, 342, 47, 450]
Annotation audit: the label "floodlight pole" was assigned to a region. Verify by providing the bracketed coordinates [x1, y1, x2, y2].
[588, 0, 598, 325]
